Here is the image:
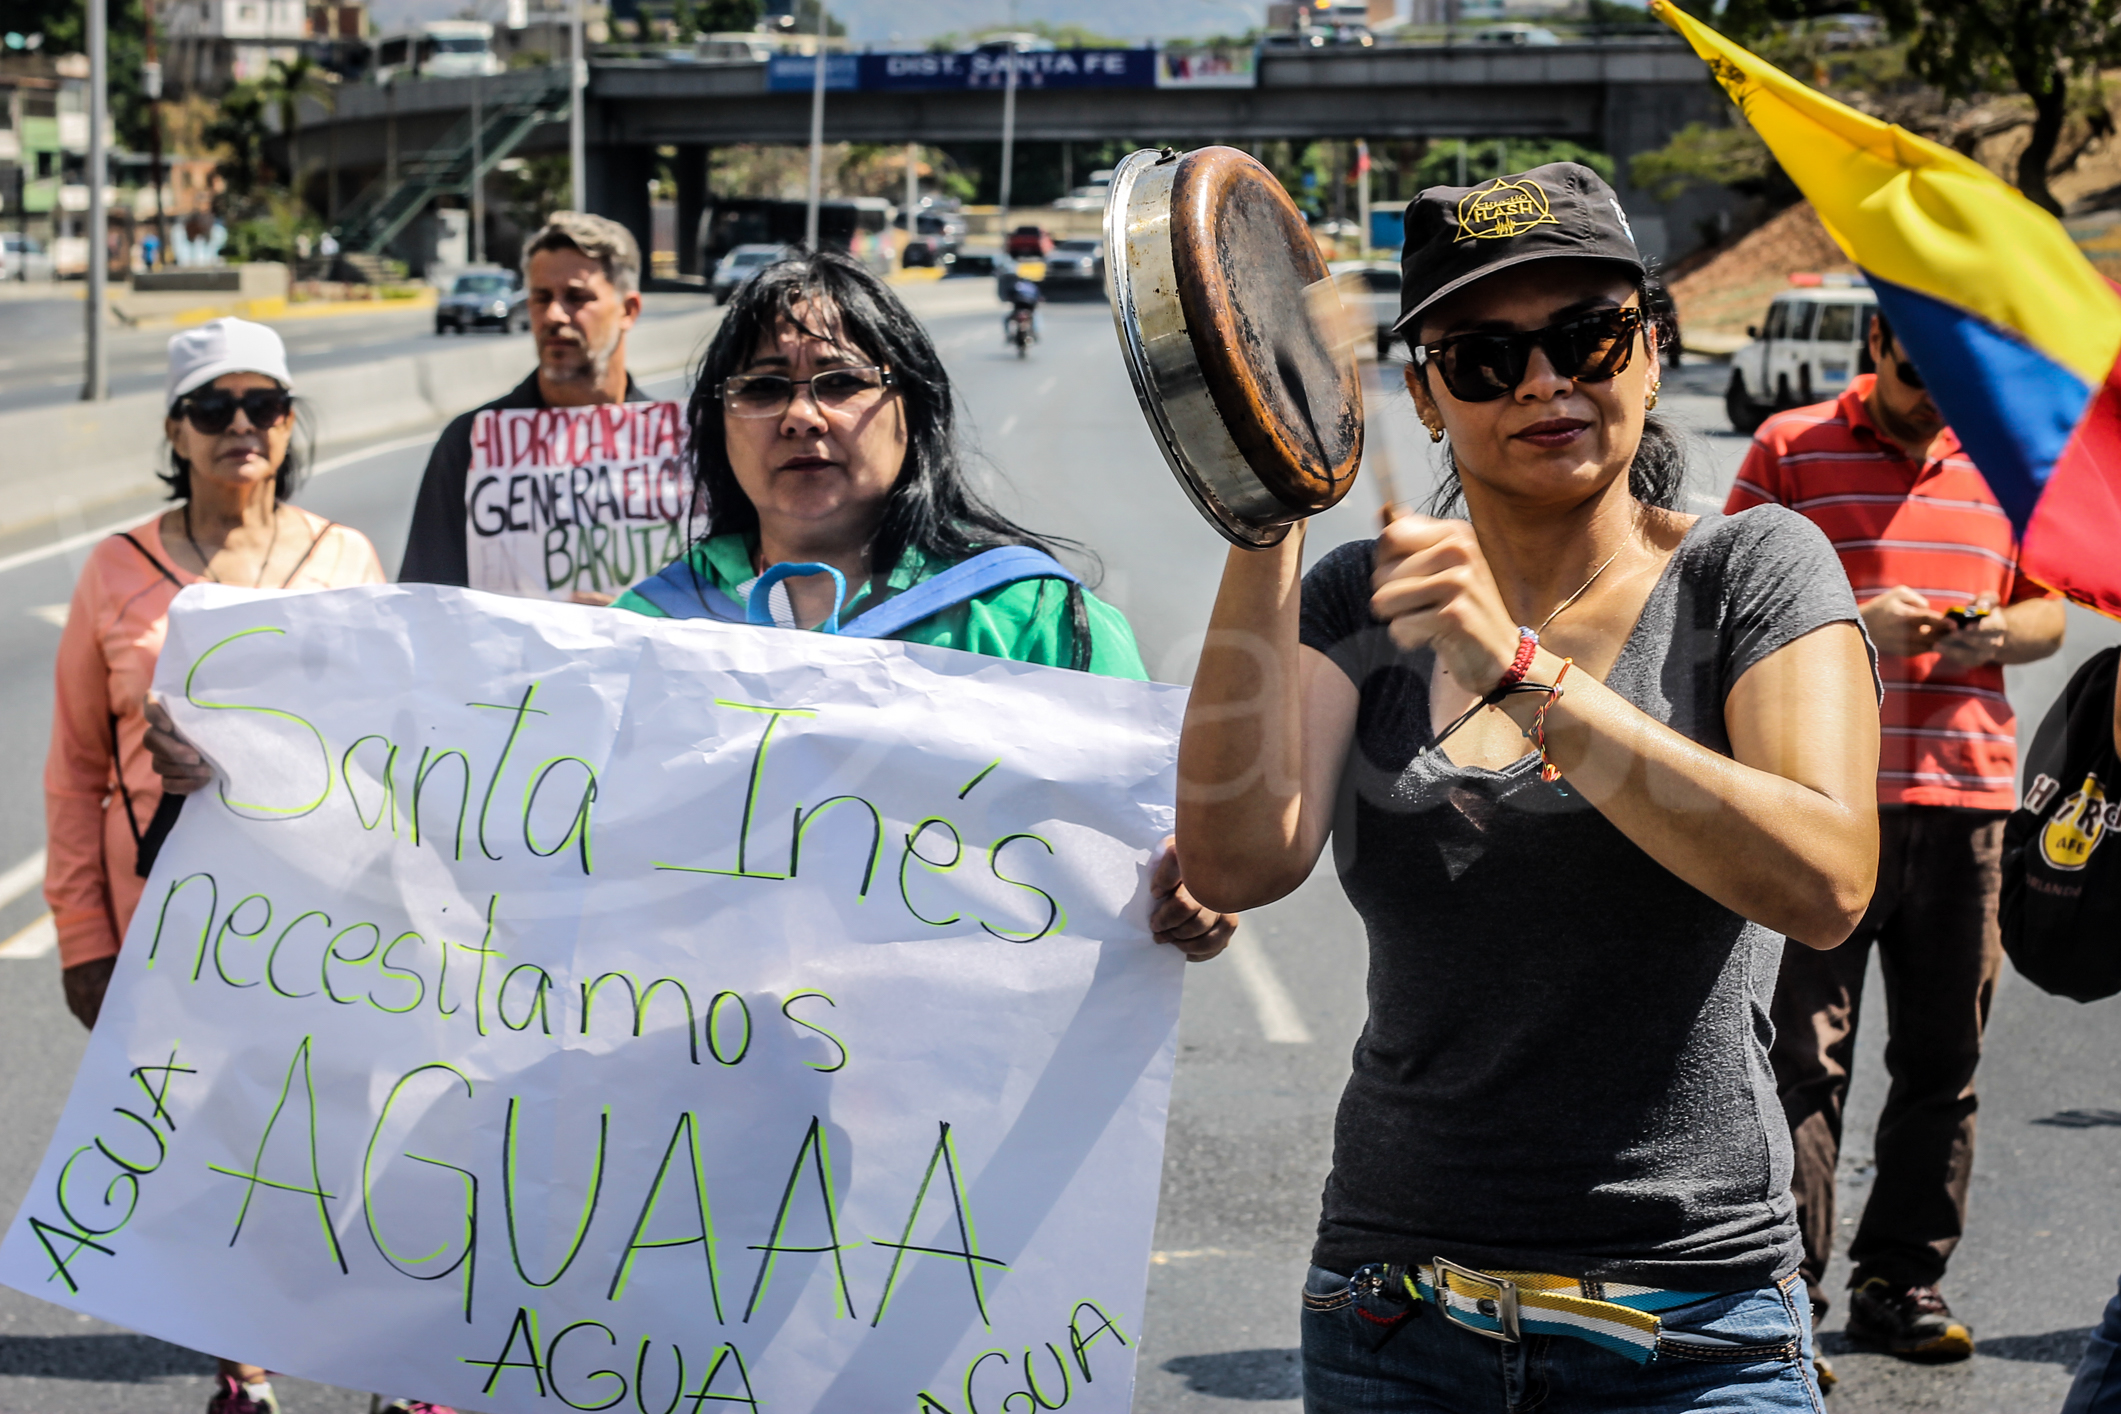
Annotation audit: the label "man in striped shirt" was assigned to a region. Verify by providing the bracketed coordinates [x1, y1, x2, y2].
[1726, 309, 2065, 1371]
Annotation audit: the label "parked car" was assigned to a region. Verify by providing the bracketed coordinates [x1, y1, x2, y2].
[1041, 239, 1105, 294]
[1005, 226, 1055, 259]
[1329, 259, 1403, 360]
[1471, 24, 1561, 44]
[434, 268, 527, 334]
[1, 232, 54, 282]
[898, 208, 966, 267]
[712, 243, 791, 304]
[1725, 277, 1877, 433]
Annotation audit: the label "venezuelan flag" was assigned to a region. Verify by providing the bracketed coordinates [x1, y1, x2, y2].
[1652, 0, 2121, 617]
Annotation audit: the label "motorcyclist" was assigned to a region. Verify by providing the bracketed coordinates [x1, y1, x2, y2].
[1002, 272, 1042, 346]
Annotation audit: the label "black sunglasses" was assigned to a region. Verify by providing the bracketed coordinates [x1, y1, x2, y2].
[1413, 307, 1645, 404]
[1891, 357, 1926, 391]
[176, 387, 294, 435]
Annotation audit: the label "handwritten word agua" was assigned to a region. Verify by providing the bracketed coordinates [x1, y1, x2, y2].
[918, 1301, 1133, 1414]
[24, 1044, 194, 1294]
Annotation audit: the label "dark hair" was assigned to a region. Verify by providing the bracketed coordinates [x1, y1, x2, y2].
[161, 384, 311, 504]
[1418, 273, 1687, 516]
[686, 247, 1096, 668]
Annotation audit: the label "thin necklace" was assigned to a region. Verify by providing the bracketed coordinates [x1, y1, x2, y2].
[1532, 545, 1625, 638]
[185, 502, 280, 588]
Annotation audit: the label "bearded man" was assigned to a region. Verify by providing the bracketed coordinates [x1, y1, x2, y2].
[398, 211, 650, 599]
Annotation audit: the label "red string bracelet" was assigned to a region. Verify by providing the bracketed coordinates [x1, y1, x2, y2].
[1534, 657, 1575, 782]
[1491, 626, 1539, 700]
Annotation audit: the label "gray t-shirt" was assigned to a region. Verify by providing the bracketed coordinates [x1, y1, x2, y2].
[1297, 506, 1869, 1291]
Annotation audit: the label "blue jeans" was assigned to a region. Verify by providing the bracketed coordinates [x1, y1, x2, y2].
[1301, 1265, 1824, 1413]
[2063, 1275, 2121, 1414]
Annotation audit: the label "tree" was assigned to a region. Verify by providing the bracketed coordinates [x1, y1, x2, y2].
[261, 53, 334, 214]
[1865, 0, 2121, 214]
[1409, 137, 1616, 189]
[694, 0, 762, 32]
[204, 81, 271, 198]
[1629, 120, 1791, 202]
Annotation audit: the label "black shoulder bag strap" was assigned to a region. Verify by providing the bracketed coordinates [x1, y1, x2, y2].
[111, 532, 189, 877]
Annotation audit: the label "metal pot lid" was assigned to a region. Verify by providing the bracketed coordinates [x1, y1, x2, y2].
[1105, 145, 1364, 548]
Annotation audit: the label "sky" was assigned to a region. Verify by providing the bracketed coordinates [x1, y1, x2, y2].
[364, 0, 1269, 45]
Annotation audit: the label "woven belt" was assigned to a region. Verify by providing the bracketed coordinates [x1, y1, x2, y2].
[1408, 1257, 1713, 1365]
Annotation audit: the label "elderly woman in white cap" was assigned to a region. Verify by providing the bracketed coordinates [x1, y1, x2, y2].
[42, 315, 386, 1412]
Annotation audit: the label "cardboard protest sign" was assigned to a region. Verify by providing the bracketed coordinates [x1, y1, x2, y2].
[0, 584, 1187, 1413]
[465, 402, 693, 600]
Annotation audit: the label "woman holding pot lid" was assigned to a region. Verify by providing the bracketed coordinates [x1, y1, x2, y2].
[1175, 164, 1881, 1409]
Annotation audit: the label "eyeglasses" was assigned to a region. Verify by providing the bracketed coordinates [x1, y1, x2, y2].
[1413, 307, 1644, 404]
[1891, 357, 1926, 391]
[176, 387, 294, 435]
[717, 365, 896, 419]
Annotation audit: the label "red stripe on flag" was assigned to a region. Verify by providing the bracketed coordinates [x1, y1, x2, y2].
[2022, 354, 2121, 620]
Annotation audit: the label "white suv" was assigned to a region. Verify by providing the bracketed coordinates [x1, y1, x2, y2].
[1726, 278, 1878, 433]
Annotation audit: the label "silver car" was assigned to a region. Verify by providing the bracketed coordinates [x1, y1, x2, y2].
[1041, 239, 1105, 295]
[1, 233, 54, 282]
[435, 268, 527, 334]
[713, 244, 790, 305]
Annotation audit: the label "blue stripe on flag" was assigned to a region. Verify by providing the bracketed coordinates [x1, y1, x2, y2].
[1866, 274, 2091, 530]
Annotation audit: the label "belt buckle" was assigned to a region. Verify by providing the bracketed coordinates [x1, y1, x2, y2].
[1432, 1257, 1521, 1343]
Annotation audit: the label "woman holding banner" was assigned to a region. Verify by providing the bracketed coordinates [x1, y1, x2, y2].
[1174, 165, 1881, 1409]
[616, 248, 1235, 961]
[44, 318, 386, 1414]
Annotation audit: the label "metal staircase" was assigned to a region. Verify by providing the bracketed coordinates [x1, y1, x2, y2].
[333, 68, 573, 255]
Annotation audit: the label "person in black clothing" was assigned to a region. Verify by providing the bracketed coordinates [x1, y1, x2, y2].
[397, 211, 648, 597]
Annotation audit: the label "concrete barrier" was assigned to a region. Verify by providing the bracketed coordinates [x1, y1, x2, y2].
[0, 306, 722, 542]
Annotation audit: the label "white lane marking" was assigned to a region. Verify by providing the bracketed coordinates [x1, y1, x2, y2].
[1226, 933, 1313, 1044]
[0, 914, 57, 960]
[0, 430, 441, 579]
[998, 413, 1021, 439]
[27, 603, 66, 628]
[0, 849, 48, 911]
[1036, 375, 1057, 397]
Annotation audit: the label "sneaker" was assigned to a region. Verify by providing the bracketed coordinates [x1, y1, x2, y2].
[1813, 1352, 1839, 1393]
[1845, 1278, 1974, 1361]
[208, 1376, 282, 1414]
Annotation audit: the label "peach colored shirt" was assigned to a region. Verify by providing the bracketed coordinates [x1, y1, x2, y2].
[43, 510, 385, 969]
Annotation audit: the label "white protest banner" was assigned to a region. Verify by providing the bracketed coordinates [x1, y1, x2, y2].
[465, 402, 693, 599]
[0, 584, 1187, 1413]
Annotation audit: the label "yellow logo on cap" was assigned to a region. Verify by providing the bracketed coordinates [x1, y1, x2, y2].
[1455, 177, 1559, 242]
[2042, 772, 2109, 871]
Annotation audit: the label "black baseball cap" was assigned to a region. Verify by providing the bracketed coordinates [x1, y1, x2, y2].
[1392, 162, 1645, 335]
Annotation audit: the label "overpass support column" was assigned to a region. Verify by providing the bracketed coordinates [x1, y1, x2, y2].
[675, 144, 710, 277]
[586, 143, 655, 282]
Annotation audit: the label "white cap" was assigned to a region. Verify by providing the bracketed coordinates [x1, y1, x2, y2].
[165, 317, 294, 408]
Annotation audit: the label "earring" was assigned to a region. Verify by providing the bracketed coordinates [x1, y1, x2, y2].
[1645, 381, 1661, 412]
[1426, 422, 1445, 443]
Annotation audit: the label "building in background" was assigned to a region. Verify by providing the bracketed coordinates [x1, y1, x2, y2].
[0, 54, 88, 271]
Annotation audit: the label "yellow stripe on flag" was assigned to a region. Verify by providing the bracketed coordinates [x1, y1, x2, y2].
[1650, 0, 2121, 389]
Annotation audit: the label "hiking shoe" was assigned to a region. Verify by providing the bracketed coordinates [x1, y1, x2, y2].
[1845, 1278, 1974, 1361]
[207, 1376, 282, 1414]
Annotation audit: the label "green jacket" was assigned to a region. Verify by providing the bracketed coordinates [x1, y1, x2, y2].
[615, 533, 1149, 681]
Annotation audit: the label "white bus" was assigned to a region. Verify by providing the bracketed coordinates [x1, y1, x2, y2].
[371, 21, 505, 83]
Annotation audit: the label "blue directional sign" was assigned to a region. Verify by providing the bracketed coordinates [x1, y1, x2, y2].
[765, 53, 859, 91]
[861, 48, 1156, 91]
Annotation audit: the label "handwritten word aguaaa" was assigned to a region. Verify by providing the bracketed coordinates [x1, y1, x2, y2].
[0, 582, 1188, 1413]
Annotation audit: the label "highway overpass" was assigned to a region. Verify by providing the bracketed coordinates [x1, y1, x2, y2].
[302, 39, 1731, 273]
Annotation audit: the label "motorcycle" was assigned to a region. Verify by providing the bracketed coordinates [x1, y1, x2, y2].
[1007, 305, 1038, 359]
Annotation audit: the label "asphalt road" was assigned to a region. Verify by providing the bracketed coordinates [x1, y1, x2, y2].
[0, 293, 711, 417]
[0, 296, 2114, 1412]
